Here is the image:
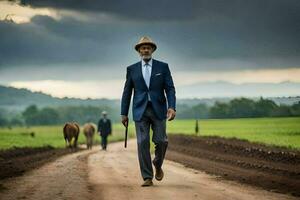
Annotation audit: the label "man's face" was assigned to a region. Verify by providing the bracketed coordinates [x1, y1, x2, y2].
[138, 44, 153, 60]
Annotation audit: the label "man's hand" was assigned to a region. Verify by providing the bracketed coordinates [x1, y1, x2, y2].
[121, 115, 129, 127]
[167, 108, 176, 121]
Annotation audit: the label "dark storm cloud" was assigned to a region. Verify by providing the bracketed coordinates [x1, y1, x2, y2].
[16, 0, 200, 21]
[0, 15, 138, 68]
[1, 0, 300, 71]
[15, 0, 300, 27]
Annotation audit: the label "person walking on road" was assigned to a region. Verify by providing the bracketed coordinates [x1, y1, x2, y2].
[121, 36, 176, 187]
[97, 111, 112, 150]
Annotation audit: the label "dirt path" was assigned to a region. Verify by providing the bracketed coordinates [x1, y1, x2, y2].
[0, 148, 93, 200]
[0, 140, 298, 200]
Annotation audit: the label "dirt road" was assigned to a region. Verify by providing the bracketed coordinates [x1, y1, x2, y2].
[0, 140, 297, 200]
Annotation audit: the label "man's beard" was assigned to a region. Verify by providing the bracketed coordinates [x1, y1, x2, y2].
[141, 54, 152, 60]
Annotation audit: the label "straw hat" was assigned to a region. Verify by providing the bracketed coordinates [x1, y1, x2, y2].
[102, 111, 107, 115]
[135, 36, 157, 52]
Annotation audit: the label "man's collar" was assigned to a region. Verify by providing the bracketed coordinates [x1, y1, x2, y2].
[141, 58, 153, 67]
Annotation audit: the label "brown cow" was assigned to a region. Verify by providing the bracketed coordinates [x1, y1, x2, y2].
[83, 123, 95, 149]
[63, 122, 80, 149]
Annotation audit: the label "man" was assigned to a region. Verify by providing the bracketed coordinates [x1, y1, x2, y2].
[97, 111, 112, 150]
[121, 36, 176, 187]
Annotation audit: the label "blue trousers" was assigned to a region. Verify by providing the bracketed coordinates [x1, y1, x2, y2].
[134, 102, 168, 180]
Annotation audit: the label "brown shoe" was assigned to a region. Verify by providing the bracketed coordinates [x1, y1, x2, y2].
[141, 179, 153, 187]
[155, 167, 164, 181]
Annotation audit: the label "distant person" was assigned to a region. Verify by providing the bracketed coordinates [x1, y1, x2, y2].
[121, 36, 176, 187]
[97, 111, 112, 150]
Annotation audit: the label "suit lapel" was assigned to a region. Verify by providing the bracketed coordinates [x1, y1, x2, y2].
[149, 59, 157, 89]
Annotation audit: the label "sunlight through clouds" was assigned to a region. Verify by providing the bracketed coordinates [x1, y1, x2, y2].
[0, 1, 60, 23]
[174, 68, 300, 86]
[7, 68, 300, 99]
[9, 80, 124, 99]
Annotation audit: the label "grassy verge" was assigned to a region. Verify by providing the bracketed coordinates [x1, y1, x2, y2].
[0, 123, 136, 150]
[167, 117, 300, 149]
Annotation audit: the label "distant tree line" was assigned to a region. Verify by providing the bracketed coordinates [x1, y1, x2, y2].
[177, 97, 300, 119]
[21, 105, 118, 126]
[0, 105, 117, 127]
[0, 108, 23, 127]
[0, 97, 299, 127]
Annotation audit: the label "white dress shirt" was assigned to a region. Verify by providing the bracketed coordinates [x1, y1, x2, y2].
[141, 58, 152, 101]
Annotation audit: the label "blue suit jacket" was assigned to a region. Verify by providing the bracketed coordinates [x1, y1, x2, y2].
[121, 59, 176, 121]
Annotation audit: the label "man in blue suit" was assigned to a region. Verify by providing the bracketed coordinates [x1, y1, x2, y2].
[121, 36, 176, 187]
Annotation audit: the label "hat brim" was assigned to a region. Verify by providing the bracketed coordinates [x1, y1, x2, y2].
[135, 42, 157, 52]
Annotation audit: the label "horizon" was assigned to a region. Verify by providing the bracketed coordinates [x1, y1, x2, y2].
[1, 83, 299, 101]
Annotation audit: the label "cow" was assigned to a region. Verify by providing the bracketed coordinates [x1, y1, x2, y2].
[83, 123, 96, 149]
[63, 122, 80, 149]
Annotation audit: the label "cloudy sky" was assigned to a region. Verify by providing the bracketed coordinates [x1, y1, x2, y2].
[0, 0, 299, 99]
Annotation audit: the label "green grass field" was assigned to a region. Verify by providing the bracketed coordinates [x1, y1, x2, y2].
[0, 123, 136, 150]
[167, 117, 300, 149]
[0, 117, 299, 150]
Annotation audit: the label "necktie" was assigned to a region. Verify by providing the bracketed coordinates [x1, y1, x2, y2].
[144, 63, 151, 101]
[144, 63, 151, 88]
